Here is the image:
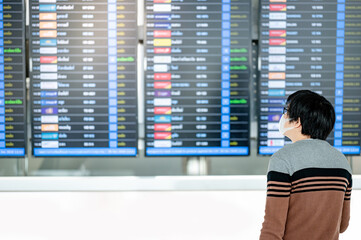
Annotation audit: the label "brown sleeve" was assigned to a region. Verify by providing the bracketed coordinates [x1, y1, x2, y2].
[340, 181, 352, 233]
[260, 171, 291, 240]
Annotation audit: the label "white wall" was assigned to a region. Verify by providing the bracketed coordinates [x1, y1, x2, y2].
[0, 190, 359, 240]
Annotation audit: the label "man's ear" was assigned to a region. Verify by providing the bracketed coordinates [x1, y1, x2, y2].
[294, 117, 302, 128]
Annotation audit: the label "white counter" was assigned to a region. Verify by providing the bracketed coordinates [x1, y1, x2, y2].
[0, 175, 360, 191]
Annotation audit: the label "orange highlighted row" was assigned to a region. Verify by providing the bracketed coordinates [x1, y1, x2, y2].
[42, 124, 58, 131]
[39, 13, 57, 21]
[269, 73, 286, 80]
[40, 22, 57, 29]
[40, 30, 57, 38]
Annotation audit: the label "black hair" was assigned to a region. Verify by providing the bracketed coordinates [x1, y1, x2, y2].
[285, 90, 335, 140]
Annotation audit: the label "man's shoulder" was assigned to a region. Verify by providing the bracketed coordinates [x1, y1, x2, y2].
[271, 142, 296, 161]
[275, 139, 341, 156]
[268, 147, 292, 174]
[271, 139, 352, 175]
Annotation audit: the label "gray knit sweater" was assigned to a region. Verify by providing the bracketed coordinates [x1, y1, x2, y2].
[260, 139, 352, 240]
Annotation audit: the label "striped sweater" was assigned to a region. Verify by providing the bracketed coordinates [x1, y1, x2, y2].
[260, 139, 352, 240]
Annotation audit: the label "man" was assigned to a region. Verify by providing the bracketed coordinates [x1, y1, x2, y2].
[260, 90, 352, 240]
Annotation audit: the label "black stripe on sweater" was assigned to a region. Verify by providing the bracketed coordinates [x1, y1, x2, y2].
[267, 183, 292, 188]
[267, 194, 290, 198]
[292, 178, 349, 187]
[291, 188, 347, 195]
[268, 171, 291, 183]
[291, 168, 352, 184]
[292, 183, 347, 191]
[267, 189, 291, 193]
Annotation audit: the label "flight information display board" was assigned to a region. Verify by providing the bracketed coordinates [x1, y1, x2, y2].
[0, 0, 26, 157]
[145, 0, 252, 156]
[259, 0, 361, 155]
[30, 0, 138, 156]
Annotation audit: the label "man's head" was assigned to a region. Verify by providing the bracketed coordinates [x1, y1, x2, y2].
[281, 90, 335, 141]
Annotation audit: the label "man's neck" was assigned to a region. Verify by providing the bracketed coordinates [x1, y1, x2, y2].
[290, 134, 311, 143]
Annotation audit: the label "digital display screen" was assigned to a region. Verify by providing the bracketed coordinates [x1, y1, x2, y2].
[30, 0, 138, 156]
[0, 0, 26, 157]
[259, 0, 361, 155]
[145, 0, 252, 156]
